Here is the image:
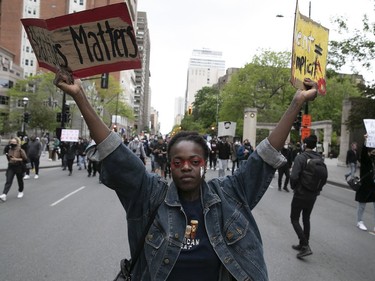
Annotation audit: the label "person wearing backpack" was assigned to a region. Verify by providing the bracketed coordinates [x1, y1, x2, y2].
[289, 134, 328, 259]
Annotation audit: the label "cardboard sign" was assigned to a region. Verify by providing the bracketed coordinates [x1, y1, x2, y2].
[21, 3, 141, 78]
[61, 129, 80, 142]
[363, 119, 375, 148]
[218, 121, 236, 137]
[291, 5, 329, 95]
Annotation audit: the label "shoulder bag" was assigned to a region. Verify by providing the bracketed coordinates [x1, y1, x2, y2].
[113, 193, 165, 281]
[347, 170, 373, 192]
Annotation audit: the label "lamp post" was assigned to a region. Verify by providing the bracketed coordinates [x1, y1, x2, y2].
[22, 97, 29, 137]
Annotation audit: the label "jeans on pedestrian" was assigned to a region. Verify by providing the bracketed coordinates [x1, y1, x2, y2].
[357, 202, 375, 223]
[345, 163, 357, 179]
[231, 159, 239, 175]
[78, 155, 86, 169]
[290, 196, 317, 246]
[218, 159, 228, 177]
[3, 166, 24, 194]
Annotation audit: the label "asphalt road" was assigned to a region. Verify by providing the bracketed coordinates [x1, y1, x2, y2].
[0, 166, 374, 281]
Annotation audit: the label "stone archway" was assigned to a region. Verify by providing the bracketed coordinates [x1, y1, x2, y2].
[243, 108, 333, 156]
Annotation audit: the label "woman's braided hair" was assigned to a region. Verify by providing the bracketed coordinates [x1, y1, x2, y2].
[167, 131, 209, 161]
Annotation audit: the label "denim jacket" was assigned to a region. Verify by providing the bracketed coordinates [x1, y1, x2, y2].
[94, 133, 286, 281]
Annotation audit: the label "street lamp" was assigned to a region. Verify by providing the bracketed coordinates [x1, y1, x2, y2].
[22, 97, 29, 136]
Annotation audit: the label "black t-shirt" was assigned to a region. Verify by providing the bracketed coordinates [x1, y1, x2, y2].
[167, 198, 220, 281]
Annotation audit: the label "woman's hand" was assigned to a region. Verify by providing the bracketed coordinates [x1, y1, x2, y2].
[296, 78, 318, 102]
[53, 69, 83, 98]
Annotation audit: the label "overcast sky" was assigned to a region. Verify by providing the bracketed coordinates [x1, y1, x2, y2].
[137, 0, 374, 134]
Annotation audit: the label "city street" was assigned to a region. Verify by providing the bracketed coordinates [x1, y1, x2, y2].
[0, 165, 374, 281]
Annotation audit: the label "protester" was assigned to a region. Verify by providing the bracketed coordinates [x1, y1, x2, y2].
[54, 70, 318, 280]
[0, 138, 28, 202]
[278, 142, 293, 192]
[355, 135, 375, 232]
[24, 135, 42, 179]
[289, 134, 327, 259]
[345, 142, 359, 180]
[208, 136, 218, 170]
[216, 137, 231, 177]
[128, 137, 147, 165]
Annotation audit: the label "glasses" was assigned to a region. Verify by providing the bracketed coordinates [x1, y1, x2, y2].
[171, 157, 205, 169]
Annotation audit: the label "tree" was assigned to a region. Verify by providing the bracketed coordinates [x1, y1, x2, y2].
[220, 50, 295, 136]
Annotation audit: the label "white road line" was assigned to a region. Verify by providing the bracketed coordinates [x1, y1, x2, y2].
[50, 186, 86, 207]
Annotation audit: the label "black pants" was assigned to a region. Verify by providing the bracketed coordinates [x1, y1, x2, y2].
[87, 160, 98, 176]
[290, 196, 317, 246]
[209, 154, 217, 169]
[278, 166, 290, 189]
[232, 159, 239, 174]
[26, 156, 40, 175]
[3, 166, 24, 194]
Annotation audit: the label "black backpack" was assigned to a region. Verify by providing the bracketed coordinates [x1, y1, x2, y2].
[300, 153, 328, 192]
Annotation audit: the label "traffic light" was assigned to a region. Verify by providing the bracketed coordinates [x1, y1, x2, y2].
[63, 105, 71, 123]
[23, 112, 30, 123]
[101, 73, 109, 89]
[56, 112, 62, 122]
[188, 106, 192, 115]
[293, 111, 302, 131]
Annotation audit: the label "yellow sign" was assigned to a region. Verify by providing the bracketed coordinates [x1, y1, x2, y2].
[291, 6, 329, 95]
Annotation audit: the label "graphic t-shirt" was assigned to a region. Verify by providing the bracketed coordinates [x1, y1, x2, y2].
[167, 198, 221, 281]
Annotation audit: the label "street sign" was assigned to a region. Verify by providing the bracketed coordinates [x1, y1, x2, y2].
[302, 114, 312, 127]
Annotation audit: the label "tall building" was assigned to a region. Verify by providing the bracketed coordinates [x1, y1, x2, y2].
[174, 96, 184, 126]
[134, 11, 151, 133]
[185, 48, 225, 111]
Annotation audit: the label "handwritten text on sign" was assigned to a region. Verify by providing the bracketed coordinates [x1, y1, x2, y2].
[291, 7, 329, 95]
[21, 3, 141, 78]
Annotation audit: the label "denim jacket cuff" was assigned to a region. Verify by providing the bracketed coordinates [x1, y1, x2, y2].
[256, 138, 286, 169]
[95, 132, 122, 161]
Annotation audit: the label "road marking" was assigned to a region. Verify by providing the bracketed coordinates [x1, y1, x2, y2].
[50, 186, 86, 207]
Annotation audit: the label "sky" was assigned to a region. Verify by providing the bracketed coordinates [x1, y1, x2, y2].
[137, 0, 374, 134]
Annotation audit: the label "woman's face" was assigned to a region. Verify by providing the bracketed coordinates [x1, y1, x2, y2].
[169, 140, 206, 200]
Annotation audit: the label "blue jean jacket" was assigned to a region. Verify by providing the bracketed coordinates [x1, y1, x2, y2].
[93, 133, 286, 281]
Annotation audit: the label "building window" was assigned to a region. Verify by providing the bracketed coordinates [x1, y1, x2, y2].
[25, 59, 29, 66]
[30, 60, 34, 66]
[26, 46, 30, 52]
[0, 96, 10, 105]
[80, 0, 84, 4]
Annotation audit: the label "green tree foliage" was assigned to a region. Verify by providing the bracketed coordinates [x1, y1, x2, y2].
[220, 50, 295, 136]
[7, 72, 58, 133]
[329, 5, 375, 130]
[95, 76, 134, 126]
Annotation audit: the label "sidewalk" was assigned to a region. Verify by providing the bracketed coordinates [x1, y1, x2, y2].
[0, 153, 351, 188]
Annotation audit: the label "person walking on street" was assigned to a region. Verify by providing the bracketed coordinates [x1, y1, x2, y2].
[24, 135, 42, 179]
[230, 139, 241, 175]
[278, 142, 293, 192]
[54, 69, 318, 280]
[209, 137, 218, 170]
[345, 142, 359, 180]
[217, 137, 231, 177]
[355, 135, 375, 232]
[289, 135, 327, 259]
[65, 142, 77, 176]
[0, 138, 28, 202]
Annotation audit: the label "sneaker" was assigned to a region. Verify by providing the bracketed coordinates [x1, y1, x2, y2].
[283, 187, 290, 192]
[357, 221, 367, 231]
[23, 175, 30, 180]
[17, 192, 24, 199]
[34, 175, 39, 179]
[0, 194, 6, 202]
[297, 245, 312, 259]
[292, 244, 303, 251]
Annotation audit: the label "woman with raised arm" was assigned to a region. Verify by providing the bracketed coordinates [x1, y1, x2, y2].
[54, 71, 317, 281]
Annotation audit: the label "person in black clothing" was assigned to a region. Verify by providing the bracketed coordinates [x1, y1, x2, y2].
[355, 135, 375, 232]
[278, 142, 293, 192]
[344, 142, 359, 180]
[217, 137, 231, 177]
[209, 137, 218, 170]
[289, 135, 326, 259]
